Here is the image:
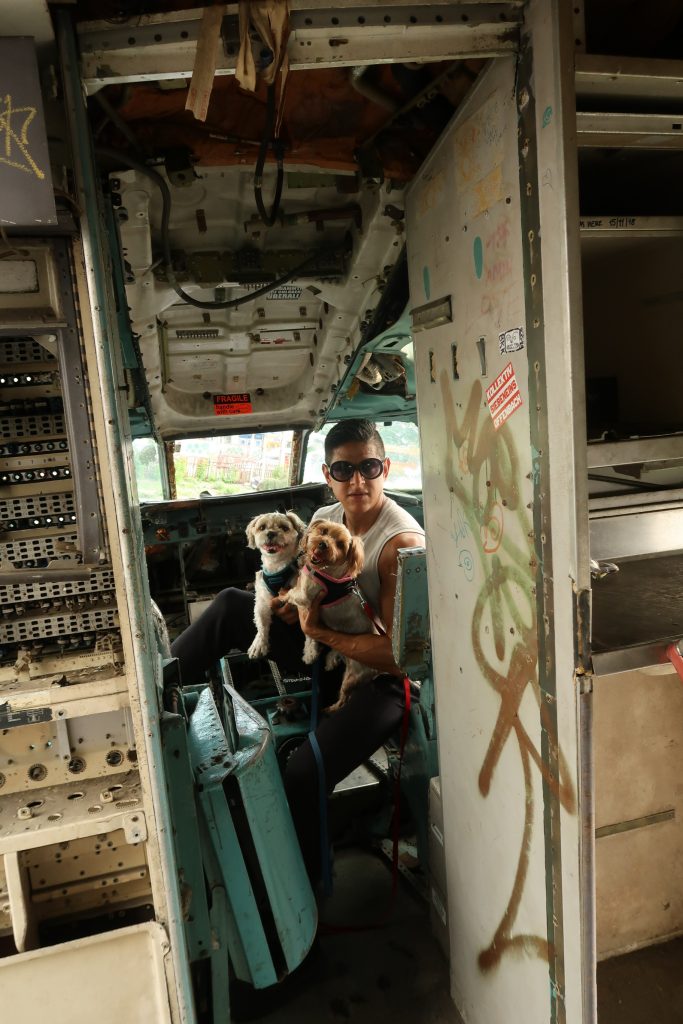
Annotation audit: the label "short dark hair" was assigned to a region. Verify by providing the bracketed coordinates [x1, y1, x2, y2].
[324, 419, 385, 463]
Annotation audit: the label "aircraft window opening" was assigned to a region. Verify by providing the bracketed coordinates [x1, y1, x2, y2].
[140, 431, 297, 500]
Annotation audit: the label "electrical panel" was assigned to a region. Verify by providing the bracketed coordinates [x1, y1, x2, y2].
[0, 236, 156, 955]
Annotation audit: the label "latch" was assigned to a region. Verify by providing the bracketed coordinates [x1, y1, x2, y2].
[666, 642, 683, 682]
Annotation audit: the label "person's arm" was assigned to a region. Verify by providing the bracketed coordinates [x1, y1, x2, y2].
[298, 531, 424, 676]
[271, 592, 300, 626]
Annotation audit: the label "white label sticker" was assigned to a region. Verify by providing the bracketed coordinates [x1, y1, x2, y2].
[498, 326, 525, 354]
[243, 283, 303, 300]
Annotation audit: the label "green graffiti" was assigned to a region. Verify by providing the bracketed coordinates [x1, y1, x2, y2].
[422, 265, 431, 300]
[473, 235, 484, 279]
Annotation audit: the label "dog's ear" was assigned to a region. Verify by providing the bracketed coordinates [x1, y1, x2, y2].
[299, 524, 313, 551]
[245, 515, 261, 549]
[286, 511, 307, 542]
[345, 536, 365, 578]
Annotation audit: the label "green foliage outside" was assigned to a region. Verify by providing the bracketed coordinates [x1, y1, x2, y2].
[132, 440, 165, 502]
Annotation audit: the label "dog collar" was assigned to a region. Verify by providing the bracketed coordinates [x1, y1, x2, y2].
[303, 564, 357, 606]
[262, 561, 299, 597]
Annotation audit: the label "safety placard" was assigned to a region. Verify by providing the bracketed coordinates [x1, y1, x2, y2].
[213, 393, 253, 415]
[485, 361, 523, 431]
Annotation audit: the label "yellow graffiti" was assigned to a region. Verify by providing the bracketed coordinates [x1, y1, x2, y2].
[0, 95, 45, 180]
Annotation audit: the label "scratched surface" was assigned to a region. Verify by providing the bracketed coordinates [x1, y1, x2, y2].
[406, 55, 576, 1024]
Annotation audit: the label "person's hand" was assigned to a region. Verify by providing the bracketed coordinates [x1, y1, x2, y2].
[298, 595, 323, 638]
[271, 592, 299, 626]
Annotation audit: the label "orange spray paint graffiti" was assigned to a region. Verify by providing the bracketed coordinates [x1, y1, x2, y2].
[440, 370, 576, 971]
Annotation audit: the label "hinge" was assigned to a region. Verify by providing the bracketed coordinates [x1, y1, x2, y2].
[573, 586, 592, 675]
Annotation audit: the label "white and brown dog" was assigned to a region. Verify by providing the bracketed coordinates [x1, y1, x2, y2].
[246, 510, 307, 660]
[286, 519, 378, 711]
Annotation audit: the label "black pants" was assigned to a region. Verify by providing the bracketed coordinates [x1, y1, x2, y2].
[170, 588, 407, 883]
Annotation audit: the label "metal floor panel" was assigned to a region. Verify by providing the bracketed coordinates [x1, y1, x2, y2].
[598, 935, 683, 1024]
[272, 847, 459, 1024]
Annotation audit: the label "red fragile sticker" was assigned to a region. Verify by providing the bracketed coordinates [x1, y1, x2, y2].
[213, 393, 253, 415]
[485, 362, 523, 431]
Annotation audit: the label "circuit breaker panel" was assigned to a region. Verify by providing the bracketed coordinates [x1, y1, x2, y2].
[0, 234, 168, 991]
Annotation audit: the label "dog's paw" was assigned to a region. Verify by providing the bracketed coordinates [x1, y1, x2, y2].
[302, 638, 319, 665]
[324, 650, 341, 672]
[247, 636, 268, 660]
[324, 696, 346, 714]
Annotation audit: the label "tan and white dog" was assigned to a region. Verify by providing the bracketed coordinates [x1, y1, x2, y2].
[246, 510, 307, 660]
[286, 519, 378, 711]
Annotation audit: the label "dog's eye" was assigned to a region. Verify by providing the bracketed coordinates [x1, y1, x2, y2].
[336, 540, 345, 550]
[320, 527, 328, 535]
[281, 524, 289, 531]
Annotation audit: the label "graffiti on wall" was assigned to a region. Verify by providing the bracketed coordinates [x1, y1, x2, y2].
[440, 370, 576, 971]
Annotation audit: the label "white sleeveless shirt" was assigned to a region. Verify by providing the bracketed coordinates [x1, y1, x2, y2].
[311, 497, 424, 622]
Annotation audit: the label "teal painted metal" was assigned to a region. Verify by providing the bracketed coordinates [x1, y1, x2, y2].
[160, 710, 213, 963]
[187, 686, 317, 989]
[232, 695, 317, 972]
[390, 547, 438, 871]
[188, 688, 276, 988]
[103, 196, 139, 371]
[202, 838, 231, 1024]
[392, 547, 432, 683]
[326, 306, 417, 424]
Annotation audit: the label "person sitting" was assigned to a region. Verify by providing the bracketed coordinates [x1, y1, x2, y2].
[170, 418, 425, 883]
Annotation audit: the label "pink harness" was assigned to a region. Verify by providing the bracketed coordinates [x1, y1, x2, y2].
[302, 563, 358, 607]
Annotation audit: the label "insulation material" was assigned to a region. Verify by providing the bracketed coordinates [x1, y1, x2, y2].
[185, 4, 226, 122]
[97, 64, 476, 178]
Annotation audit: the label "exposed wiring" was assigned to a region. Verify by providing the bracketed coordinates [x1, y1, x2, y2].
[96, 147, 329, 310]
[92, 87, 147, 157]
[53, 188, 83, 218]
[0, 227, 31, 259]
[358, 60, 464, 153]
[254, 84, 284, 227]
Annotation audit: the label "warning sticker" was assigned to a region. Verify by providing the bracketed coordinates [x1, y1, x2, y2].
[213, 393, 253, 415]
[0, 703, 52, 728]
[485, 362, 523, 431]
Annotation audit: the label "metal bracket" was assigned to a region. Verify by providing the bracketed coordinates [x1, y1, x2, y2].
[77, 4, 521, 92]
[123, 810, 148, 844]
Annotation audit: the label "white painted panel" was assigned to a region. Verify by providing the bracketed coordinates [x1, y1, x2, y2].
[408, 56, 561, 1024]
[406, 10, 587, 1016]
[0, 922, 172, 1023]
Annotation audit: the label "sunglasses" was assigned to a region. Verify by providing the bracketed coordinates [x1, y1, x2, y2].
[327, 458, 385, 482]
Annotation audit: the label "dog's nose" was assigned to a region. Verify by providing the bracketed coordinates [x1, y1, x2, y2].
[267, 531, 276, 540]
[316, 540, 328, 551]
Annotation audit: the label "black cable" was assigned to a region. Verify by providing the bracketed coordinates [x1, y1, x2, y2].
[96, 147, 322, 310]
[254, 84, 284, 227]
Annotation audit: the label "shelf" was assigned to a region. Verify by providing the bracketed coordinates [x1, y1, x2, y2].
[0, 772, 146, 854]
[590, 506, 683, 562]
[591, 554, 683, 675]
[588, 435, 683, 469]
[0, 673, 129, 723]
[577, 111, 683, 149]
[576, 55, 683, 105]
